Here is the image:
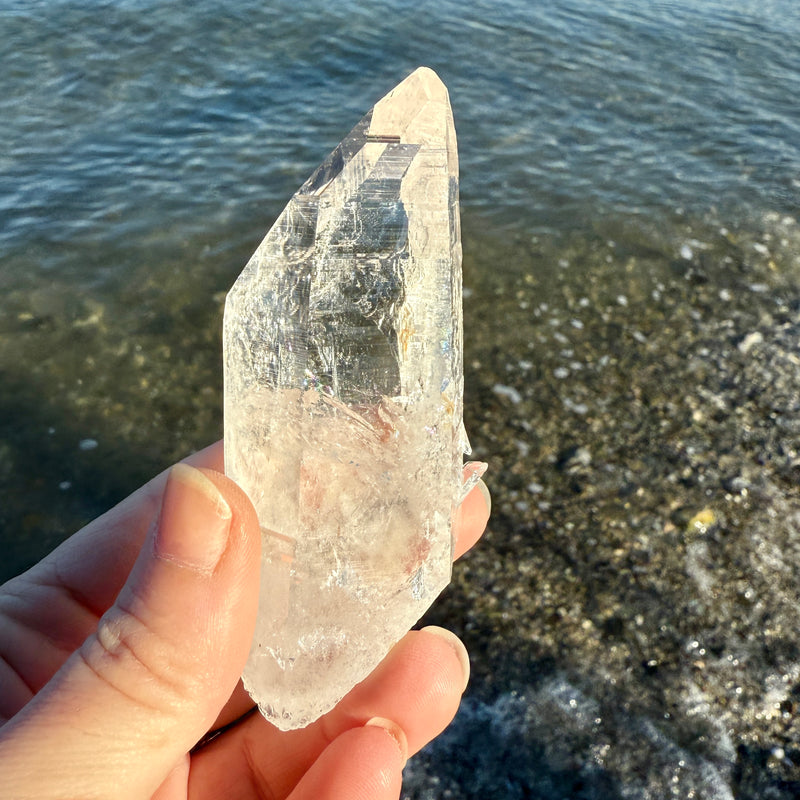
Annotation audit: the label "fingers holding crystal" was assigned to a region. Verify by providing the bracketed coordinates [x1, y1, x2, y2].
[196, 441, 488, 737]
[190, 450, 486, 794]
[188, 626, 470, 799]
[316, 625, 470, 758]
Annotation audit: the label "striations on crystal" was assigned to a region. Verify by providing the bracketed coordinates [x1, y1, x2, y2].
[223, 67, 469, 730]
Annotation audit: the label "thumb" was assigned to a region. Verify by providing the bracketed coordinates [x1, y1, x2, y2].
[0, 464, 260, 800]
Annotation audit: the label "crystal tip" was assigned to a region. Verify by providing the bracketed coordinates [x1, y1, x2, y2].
[402, 66, 448, 98]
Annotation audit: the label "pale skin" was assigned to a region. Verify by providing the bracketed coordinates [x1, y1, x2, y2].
[0, 441, 490, 799]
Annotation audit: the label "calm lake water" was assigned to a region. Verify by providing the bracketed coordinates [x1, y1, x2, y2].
[2, 2, 800, 795]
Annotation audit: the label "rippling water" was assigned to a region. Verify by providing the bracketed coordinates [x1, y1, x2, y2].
[2, 2, 800, 795]
[3, 0, 798, 261]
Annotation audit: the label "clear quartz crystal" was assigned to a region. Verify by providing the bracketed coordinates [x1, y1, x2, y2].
[223, 67, 471, 730]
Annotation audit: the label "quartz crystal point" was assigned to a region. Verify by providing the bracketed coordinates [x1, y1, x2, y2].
[223, 67, 471, 731]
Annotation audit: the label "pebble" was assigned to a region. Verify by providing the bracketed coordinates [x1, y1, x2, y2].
[563, 398, 589, 415]
[491, 384, 522, 404]
[570, 446, 592, 467]
[738, 331, 764, 354]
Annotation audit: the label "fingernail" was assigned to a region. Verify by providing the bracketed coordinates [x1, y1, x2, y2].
[364, 717, 408, 764]
[464, 460, 488, 479]
[476, 478, 491, 517]
[420, 626, 471, 691]
[460, 461, 489, 504]
[155, 464, 232, 573]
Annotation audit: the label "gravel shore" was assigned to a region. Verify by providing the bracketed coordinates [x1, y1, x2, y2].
[405, 212, 800, 799]
[3, 210, 800, 798]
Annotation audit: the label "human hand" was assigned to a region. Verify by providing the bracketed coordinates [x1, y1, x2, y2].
[0, 441, 490, 799]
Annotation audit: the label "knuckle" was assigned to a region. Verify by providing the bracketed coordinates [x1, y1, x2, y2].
[78, 601, 189, 714]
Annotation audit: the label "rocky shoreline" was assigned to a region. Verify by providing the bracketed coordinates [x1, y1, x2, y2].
[405, 212, 800, 798]
[2, 210, 800, 798]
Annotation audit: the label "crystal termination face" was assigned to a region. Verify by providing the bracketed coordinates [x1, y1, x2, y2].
[223, 67, 468, 731]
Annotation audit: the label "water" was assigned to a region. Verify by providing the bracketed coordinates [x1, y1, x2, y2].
[3, 0, 798, 260]
[2, 1, 800, 797]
